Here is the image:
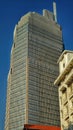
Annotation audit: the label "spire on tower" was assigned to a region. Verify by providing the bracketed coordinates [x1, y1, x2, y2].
[53, 2, 57, 22]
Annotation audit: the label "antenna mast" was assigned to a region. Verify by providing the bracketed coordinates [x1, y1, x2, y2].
[53, 2, 57, 22]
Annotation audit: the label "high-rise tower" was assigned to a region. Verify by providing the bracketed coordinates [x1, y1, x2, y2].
[5, 9, 63, 130]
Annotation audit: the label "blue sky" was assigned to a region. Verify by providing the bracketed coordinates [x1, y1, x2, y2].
[0, 0, 73, 130]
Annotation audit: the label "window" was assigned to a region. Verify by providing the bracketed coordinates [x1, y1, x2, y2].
[63, 63, 65, 68]
[10, 68, 12, 74]
[71, 100, 73, 107]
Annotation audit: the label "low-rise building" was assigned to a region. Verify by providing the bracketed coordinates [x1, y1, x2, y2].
[23, 124, 61, 130]
[54, 50, 73, 130]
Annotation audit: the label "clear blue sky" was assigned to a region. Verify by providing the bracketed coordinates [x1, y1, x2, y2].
[0, 0, 73, 130]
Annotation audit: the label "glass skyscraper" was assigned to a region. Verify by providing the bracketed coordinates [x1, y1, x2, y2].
[5, 10, 63, 130]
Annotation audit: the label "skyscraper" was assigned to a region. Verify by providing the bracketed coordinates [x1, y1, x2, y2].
[5, 9, 63, 130]
[54, 50, 73, 130]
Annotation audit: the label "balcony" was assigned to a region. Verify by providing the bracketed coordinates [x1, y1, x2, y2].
[63, 105, 69, 120]
[68, 84, 73, 99]
[70, 114, 73, 123]
[64, 117, 69, 129]
[62, 93, 67, 105]
[68, 88, 73, 98]
[65, 69, 73, 85]
[63, 113, 69, 120]
[70, 101, 73, 115]
[70, 107, 73, 115]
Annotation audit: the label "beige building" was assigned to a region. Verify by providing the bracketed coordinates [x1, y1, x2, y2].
[54, 50, 73, 130]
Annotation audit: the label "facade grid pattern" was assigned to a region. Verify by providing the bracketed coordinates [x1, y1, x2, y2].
[5, 10, 63, 130]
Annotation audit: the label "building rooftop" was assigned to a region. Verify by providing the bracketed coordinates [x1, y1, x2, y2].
[57, 50, 73, 63]
[54, 50, 73, 85]
[24, 124, 61, 130]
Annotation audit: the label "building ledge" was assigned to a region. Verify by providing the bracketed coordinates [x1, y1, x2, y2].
[54, 58, 73, 85]
[57, 50, 73, 63]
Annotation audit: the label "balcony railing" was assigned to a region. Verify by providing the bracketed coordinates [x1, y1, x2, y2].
[62, 93, 67, 104]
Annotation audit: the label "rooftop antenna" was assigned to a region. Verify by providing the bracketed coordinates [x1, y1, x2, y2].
[53, 2, 57, 23]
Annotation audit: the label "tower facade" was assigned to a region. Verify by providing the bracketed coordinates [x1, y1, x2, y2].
[54, 50, 73, 130]
[5, 10, 63, 130]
